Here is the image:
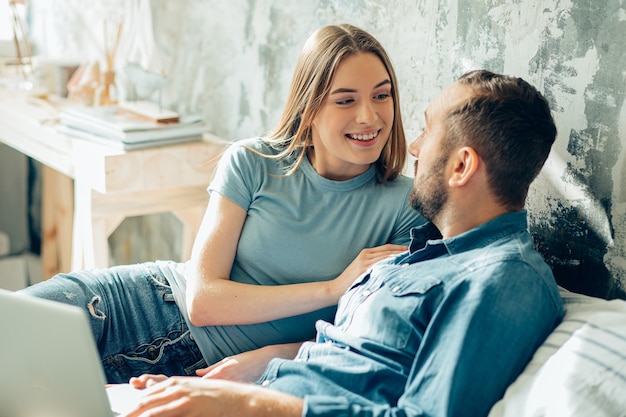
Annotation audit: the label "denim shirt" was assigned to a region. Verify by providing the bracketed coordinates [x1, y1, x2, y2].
[258, 211, 564, 417]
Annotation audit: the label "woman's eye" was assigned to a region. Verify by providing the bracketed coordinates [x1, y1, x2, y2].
[335, 98, 355, 105]
[374, 93, 390, 100]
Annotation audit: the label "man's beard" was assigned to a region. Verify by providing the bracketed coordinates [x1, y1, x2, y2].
[408, 156, 448, 222]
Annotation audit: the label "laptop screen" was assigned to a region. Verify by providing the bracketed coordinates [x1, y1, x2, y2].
[0, 288, 115, 417]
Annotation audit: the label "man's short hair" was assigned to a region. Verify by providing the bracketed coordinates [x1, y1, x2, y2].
[445, 70, 557, 209]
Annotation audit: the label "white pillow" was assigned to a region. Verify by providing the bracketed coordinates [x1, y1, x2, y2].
[488, 287, 626, 417]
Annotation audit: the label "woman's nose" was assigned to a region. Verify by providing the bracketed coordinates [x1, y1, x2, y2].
[356, 101, 376, 124]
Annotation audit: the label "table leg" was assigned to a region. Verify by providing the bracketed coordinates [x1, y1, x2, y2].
[72, 178, 126, 271]
[40, 165, 73, 279]
[172, 205, 206, 262]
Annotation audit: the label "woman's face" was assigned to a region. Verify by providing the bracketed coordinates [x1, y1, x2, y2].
[309, 52, 394, 180]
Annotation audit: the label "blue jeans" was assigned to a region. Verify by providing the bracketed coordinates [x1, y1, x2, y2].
[19, 261, 206, 383]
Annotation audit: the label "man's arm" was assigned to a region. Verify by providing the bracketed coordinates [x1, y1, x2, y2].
[126, 377, 303, 417]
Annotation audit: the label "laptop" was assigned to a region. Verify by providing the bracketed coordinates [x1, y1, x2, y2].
[0, 288, 143, 417]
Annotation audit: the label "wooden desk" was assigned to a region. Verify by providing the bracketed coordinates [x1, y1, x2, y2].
[0, 87, 227, 277]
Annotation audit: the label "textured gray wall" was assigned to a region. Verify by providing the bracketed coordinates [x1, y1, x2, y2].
[29, 0, 626, 298]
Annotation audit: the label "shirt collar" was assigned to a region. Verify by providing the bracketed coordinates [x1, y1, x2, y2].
[409, 210, 529, 256]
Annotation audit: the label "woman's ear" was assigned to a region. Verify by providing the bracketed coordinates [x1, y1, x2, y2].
[448, 146, 479, 187]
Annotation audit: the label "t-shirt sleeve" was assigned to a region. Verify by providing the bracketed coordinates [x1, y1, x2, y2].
[207, 140, 260, 210]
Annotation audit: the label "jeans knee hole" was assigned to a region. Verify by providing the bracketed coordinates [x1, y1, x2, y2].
[87, 296, 106, 320]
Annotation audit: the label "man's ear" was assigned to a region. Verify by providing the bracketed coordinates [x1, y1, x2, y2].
[448, 146, 479, 187]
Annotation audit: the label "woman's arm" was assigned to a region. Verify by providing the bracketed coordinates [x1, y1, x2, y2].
[185, 193, 406, 327]
[196, 342, 304, 383]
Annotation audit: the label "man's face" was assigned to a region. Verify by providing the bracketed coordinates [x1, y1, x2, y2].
[407, 82, 474, 222]
[408, 152, 449, 222]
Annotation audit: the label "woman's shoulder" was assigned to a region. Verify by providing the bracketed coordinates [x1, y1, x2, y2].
[391, 174, 414, 186]
[227, 137, 282, 156]
[219, 137, 290, 175]
[379, 174, 415, 193]
[219, 137, 272, 165]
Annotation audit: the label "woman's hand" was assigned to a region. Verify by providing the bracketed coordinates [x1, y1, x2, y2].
[196, 343, 303, 383]
[330, 243, 407, 298]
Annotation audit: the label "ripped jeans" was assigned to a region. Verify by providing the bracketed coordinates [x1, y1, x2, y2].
[18, 261, 206, 384]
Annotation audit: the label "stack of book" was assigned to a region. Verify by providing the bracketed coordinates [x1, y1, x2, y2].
[57, 104, 210, 150]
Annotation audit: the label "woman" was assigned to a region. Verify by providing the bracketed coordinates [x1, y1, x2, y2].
[20, 23, 424, 384]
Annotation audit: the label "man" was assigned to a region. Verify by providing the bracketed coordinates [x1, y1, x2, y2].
[126, 70, 564, 417]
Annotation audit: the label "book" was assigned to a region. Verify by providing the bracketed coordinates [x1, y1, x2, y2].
[56, 124, 204, 150]
[117, 100, 180, 123]
[58, 106, 209, 143]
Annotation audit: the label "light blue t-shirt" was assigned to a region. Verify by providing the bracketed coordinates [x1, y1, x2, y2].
[172, 137, 425, 364]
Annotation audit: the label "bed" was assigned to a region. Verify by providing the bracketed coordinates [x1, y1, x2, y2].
[488, 287, 626, 417]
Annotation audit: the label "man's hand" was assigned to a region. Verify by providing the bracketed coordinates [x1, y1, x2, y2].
[124, 377, 303, 417]
[129, 374, 169, 389]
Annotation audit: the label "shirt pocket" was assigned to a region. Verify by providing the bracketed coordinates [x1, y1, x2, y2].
[347, 275, 442, 351]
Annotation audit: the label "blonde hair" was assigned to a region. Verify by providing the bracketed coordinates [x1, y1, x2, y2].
[258, 23, 407, 183]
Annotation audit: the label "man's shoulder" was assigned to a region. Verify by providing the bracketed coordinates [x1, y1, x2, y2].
[459, 232, 561, 307]
[463, 229, 549, 274]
